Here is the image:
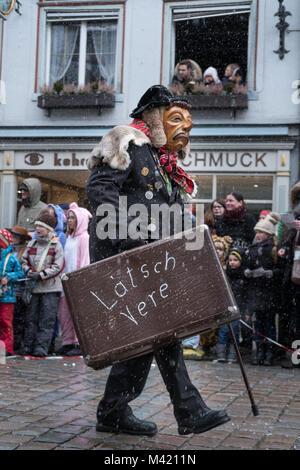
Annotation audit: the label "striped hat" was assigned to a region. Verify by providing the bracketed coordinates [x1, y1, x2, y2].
[0, 229, 13, 249]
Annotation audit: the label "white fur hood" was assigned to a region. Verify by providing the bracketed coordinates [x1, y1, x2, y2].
[87, 126, 150, 171]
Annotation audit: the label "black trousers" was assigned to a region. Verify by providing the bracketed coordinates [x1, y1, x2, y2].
[97, 342, 208, 426]
[23, 292, 58, 354]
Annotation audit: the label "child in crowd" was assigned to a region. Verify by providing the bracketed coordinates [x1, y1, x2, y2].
[56, 203, 92, 357]
[0, 229, 24, 356]
[244, 212, 281, 366]
[21, 212, 65, 357]
[33, 205, 66, 248]
[215, 247, 246, 364]
[212, 235, 232, 269]
[202, 235, 233, 356]
[258, 210, 270, 221]
[10, 226, 32, 354]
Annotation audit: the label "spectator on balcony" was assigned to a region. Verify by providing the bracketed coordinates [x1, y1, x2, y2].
[203, 67, 221, 87]
[221, 64, 243, 86]
[170, 59, 202, 95]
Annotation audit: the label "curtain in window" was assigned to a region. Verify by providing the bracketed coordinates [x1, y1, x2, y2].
[90, 21, 117, 86]
[50, 24, 79, 85]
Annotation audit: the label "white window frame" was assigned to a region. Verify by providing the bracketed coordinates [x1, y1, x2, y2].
[162, 0, 257, 91]
[191, 172, 275, 209]
[38, 3, 124, 93]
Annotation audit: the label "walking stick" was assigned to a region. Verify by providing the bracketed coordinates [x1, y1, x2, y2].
[228, 323, 259, 416]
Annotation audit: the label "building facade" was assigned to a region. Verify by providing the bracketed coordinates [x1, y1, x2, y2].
[0, 0, 299, 228]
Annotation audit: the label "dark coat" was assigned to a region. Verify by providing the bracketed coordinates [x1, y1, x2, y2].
[86, 141, 187, 263]
[215, 212, 256, 248]
[225, 265, 247, 314]
[244, 238, 281, 314]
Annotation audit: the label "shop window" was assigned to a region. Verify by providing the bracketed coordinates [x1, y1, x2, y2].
[191, 175, 213, 200]
[216, 175, 273, 201]
[40, 5, 124, 92]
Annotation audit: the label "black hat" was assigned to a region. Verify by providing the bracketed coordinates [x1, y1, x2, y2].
[130, 85, 175, 119]
[19, 182, 28, 191]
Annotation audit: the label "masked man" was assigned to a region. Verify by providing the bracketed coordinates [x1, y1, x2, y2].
[86, 85, 230, 436]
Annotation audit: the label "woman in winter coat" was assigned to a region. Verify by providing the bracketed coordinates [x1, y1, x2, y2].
[56, 203, 92, 357]
[215, 192, 256, 249]
[0, 229, 24, 355]
[204, 199, 226, 235]
[244, 212, 281, 366]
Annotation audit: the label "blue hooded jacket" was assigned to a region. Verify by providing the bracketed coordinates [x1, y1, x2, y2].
[0, 246, 24, 303]
[33, 204, 66, 248]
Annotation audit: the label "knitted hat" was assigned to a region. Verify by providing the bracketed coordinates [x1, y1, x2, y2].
[0, 229, 13, 249]
[254, 212, 280, 236]
[228, 246, 244, 263]
[259, 210, 270, 218]
[35, 212, 56, 232]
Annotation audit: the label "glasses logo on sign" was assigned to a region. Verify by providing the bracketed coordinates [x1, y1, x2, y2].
[24, 153, 45, 166]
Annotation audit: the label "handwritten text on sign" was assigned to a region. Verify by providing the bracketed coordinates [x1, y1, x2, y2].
[90, 250, 177, 326]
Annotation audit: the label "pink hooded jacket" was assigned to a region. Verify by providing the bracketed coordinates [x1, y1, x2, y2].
[67, 202, 92, 269]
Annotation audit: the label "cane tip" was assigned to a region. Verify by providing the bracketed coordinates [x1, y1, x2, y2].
[252, 404, 259, 416]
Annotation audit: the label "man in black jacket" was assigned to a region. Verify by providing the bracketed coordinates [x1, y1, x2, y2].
[86, 85, 230, 436]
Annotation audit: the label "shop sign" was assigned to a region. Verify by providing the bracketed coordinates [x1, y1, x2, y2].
[15, 152, 89, 170]
[182, 151, 277, 172]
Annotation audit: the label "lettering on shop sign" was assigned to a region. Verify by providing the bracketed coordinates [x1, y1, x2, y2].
[182, 152, 269, 170]
[90, 250, 177, 327]
[54, 153, 87, 167]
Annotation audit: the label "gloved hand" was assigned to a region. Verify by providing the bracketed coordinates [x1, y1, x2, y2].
[264, 270, 273, 279]
[244, 269, 253, 278]
[252, 267, 266, 278]
[27, 271, 41, 281]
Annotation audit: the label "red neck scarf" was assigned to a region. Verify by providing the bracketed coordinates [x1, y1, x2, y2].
[223, 205, 247, 223]
[129, 119, 195, 195]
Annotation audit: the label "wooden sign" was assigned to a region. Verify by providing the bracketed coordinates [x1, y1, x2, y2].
[62, 226, 240, 370]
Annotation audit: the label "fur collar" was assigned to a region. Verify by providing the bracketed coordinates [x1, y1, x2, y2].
[87, 126, 150, 171]
[87, 125, 190, 171]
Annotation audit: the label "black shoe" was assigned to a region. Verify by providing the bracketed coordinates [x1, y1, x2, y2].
[64, 345, 82, 357]
[55, 344, 74, 356]
[32, 350, 47, 357]
[96, 413, 157, 436]
[178, 409, 230, 435]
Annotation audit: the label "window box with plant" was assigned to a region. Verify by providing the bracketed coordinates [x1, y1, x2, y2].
[169, 81, 248, 112]
[38, 81, 115, 116]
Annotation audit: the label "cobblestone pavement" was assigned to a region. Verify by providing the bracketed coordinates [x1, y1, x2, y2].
[1, 354, 300, 451]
